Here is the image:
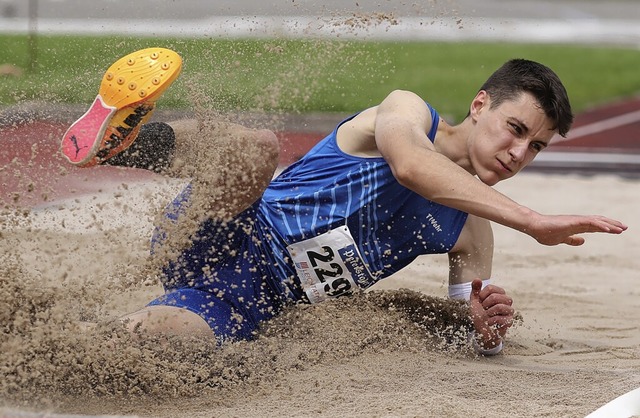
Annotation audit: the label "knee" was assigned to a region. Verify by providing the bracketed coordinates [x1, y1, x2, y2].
[254, 129, 280, 166]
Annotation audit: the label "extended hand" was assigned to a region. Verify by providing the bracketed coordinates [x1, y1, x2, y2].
[526, 213, 627, 246]
[469, 279, 514, 350]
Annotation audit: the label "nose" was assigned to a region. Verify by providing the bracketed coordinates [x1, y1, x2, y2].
[508, 140, 528, 162]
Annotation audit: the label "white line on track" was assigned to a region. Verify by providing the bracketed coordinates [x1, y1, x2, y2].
[553, 109, 640, 144]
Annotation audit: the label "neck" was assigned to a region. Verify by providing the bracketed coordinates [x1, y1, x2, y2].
[434, 117, 476, 175]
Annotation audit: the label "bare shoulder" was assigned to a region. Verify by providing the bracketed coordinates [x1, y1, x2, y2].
[336, 90, 434, 158]
[377, 90, 434, 121]
[335, 106, 381, 157]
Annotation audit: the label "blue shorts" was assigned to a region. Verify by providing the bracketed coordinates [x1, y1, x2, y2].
[148, 185, 287, 343]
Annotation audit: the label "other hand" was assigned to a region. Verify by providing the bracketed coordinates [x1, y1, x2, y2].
[469, 279, 514, 350]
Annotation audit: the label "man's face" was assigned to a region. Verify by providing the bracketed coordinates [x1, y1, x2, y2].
[467, 91, 556, 186]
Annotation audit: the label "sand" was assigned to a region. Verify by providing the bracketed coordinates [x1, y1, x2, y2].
[1, 14, 638, 413]
[1, 163, 639, 417]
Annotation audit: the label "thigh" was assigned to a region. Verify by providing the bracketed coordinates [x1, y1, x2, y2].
[147, 287, 264, 343]
[119, 305, 215, 339]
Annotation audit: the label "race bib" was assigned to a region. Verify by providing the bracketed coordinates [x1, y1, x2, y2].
[287, 225, 376, 304]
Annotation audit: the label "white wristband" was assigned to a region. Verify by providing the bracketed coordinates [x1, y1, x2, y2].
[448, 279, 491, 301]
[469, 331, 504, 356]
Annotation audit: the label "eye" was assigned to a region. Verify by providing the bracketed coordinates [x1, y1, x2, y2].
[530, 142, 545, 152]
[508, 122, 522, 136]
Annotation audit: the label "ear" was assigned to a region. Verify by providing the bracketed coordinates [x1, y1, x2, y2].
[469, 90, 490, 122]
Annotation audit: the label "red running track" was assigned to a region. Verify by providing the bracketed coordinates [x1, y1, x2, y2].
[550, 96, 640, 151]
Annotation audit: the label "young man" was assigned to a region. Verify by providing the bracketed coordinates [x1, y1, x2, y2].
[61, 48, 627, 355]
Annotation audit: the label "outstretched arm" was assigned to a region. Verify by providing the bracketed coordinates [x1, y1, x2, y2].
[374, 90, 627, 245]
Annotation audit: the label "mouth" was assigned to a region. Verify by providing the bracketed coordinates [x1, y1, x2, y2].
[497, 158, 512, 173]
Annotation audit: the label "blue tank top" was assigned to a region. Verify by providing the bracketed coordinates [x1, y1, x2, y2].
[253, 104, 469, 301]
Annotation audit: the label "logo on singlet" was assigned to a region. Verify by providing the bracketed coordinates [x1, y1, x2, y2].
[426, 213, 443, 232]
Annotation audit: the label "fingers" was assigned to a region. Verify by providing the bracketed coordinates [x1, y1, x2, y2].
[585, 216, 626, 234]
[471, 282, 513, 313]
[561, 215, 626, 246]
[479, 300, 514, 340]
[482, 298, 513, 324]
[561, 215, 626, 245]
[563, 235, 585, 246]
[613, 220, 629, 232]
[532, 214, 627, 247]
[469, 280, 515, 342]
[485, 305, 515, 326]
[473, 283, 514, 337]
[468, 279, 480, 303]
[477, 284, 508, 303]
[481, 296, 514, 328]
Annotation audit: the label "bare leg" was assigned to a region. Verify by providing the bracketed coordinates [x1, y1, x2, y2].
[119, 305, 215, 339]
[77, 306, 215, 342]
[109, 117, 280, 339]
[108, 116, 280, 219]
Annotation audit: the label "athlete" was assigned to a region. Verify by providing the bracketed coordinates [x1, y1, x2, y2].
[61, 48, 627, 355]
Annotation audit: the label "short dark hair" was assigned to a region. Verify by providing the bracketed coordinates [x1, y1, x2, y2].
[479, 59, 573, 137]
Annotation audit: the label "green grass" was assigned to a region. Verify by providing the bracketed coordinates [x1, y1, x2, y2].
[1, 34, 639, 122]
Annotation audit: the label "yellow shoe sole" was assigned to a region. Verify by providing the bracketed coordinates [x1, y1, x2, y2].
[99, 47, 182, 109]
